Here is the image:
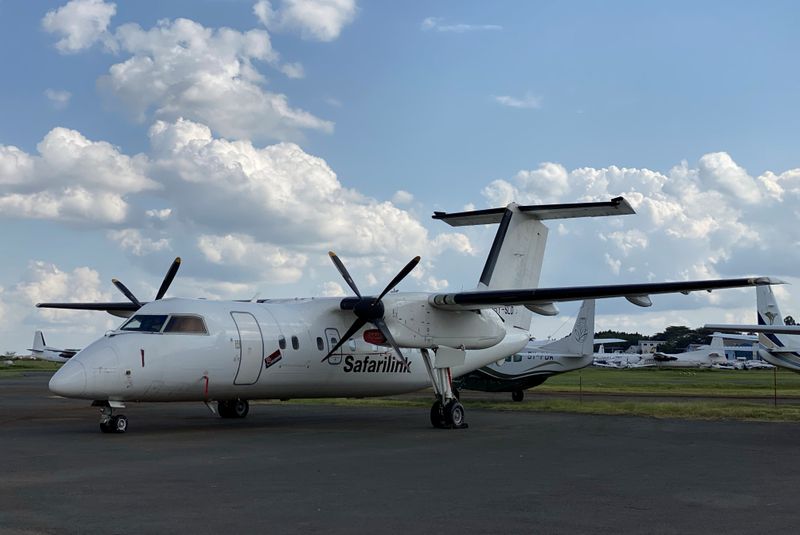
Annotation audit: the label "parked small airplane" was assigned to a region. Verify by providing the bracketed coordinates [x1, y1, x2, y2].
[455, 300, 595, 401]
[40, 197, 778, 433]
[28, 331, 79, 363]
[705, 285, 800, 372]
[639, 335, 729, 368]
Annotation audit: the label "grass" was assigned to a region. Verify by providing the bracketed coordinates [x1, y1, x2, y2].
[535, 367, 800, 397]
[0, 359, 61, 376]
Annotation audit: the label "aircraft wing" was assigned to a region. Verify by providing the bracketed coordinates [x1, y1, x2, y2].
[429, 277, 780, 311]
[704, 324, 800, 335]
[36, 301, 141, 318]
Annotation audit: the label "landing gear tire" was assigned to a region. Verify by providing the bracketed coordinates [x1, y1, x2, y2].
[100, 414, 128, 434]
[218, 399, 249, 419]
[444, 400, 468, 429]
[430, 399, 447, 429]
[512, 390, 525, 402]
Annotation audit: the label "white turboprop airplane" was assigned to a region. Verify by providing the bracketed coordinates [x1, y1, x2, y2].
[705, 285, 800, 372]
[455, 300, 596, 401]
[40, 197, 779, 433]
[28, 331, 79, 363]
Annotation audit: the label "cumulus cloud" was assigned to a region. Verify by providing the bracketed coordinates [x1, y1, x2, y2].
[0, 128, 153, 224]
[255, 0, 357, 42]
[197, 233, 307, 283]
[108, 229, 171, 256]
[421, 17, 502, 33]
[42, 0, 116, 53]
[493, 93, 542, 109]
[44, 89, 72, 109]
[95, 17, 331, 141]
[392, 190, 414, 205]
[147, 119, 472, 263]
[482, 153, 800, 310]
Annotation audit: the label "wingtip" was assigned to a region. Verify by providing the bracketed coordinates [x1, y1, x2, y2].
[755, 277, 787, 285]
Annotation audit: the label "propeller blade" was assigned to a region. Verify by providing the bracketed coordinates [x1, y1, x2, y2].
[328, 251, 361, 298]
[373, 317, 405, 363]
[112, 279, 142, 308]
[155, 257, 181, 300]
[375, 256, 421, 302]
[321, 317, 368, 362]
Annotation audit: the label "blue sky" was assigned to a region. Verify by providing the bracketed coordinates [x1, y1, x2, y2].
[2, 0, 800, 352]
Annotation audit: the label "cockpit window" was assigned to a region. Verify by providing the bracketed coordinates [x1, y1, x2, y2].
[120, 315, 168, 332]
[164, 315, 208, 334]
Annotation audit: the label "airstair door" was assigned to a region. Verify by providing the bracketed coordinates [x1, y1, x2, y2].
[232, 312, 264, 385]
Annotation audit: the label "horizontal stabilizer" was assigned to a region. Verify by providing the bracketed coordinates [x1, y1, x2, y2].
[430, 277, 781, 310]
[432, 197, 635, 227]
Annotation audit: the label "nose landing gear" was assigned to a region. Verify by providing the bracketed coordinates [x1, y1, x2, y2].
[97, 404, 128, 434]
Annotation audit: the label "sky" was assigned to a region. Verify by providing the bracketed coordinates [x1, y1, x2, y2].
[2, 0, 800, 352]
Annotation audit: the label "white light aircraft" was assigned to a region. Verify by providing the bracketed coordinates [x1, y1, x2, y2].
[455, 299, 596, 401]
[28, 331, 79, 363]
[705, 285, 800, 372]
[41, 197, 778, 433]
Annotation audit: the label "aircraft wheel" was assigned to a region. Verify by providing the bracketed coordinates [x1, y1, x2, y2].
[444, 399, 467, 429]
[430, 399, 446, 429]
[112, 415, 128, 433]
[511, 390, 524, 402]
[217, 400, 233, 418]
[232, 399, 249, 418]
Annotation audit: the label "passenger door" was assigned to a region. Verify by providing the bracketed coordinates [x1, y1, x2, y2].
[232, 312, 264, 385]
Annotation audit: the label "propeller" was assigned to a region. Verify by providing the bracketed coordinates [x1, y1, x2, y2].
[112, 257, 182, 309]
[322, 252, 420, 363]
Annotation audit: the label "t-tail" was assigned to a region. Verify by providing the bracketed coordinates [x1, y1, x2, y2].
[539, 300, 595, 356]
[30, 330, 46, 354]
[432, 197, 634, 330]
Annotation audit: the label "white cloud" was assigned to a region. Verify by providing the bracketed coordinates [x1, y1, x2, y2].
[256, 0, 357, 42]
[0, 127, 154, 224]
[481, 152, 799, 295]
[44, 89, 72, 109]
[42, 0, 116, 53]
[108, 228, 171, 256]
[145, 208, 172, 220]
[280, 62, 305, 79]
[392, 190, 414, 205]
[320, 281, 345, 296]
[421, 17, 502, 33]
[494, 93, 542, 109]
[197, 233, 307, 283]
[96, 17, 332, 141]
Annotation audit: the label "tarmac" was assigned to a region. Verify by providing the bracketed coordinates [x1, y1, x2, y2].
[2, 372, 800, 535]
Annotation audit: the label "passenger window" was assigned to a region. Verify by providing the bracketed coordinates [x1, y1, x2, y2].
[164, 315, 207, 334]
[348, 339, 357, 351]
[330, 337, 337, 346]
[513, 355, 522, 362]
[505, 356, 512, 362]
[279, 336, 286, 350]
[291, 336, 299, 350]
[316, 337, 324, 350]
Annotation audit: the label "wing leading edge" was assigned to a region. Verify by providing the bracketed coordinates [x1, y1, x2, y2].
[430, 277, 781, 311]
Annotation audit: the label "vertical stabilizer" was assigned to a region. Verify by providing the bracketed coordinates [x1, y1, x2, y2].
[755, 285, 800, 351]
[710, 335, 724, 349]
[32, 330, 46, 353]
[540, 300, 595, 356]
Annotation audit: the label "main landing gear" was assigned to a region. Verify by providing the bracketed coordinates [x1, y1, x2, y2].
[218, 399, 249, 419]
[95, 402, 128, 434]
[421, 348, 468, 429]
[512, 389, 525, 402]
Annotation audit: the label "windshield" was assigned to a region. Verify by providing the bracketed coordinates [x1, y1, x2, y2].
[163, 315, 208, 334]
[120, 315, 168, 332]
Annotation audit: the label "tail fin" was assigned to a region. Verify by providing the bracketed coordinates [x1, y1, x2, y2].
[433, 197, 633, 330]
[710, 335, 724, 349]
[757, 285, 784, 326]
[540, 300, 595, 356]
[31, 330, 46, 353]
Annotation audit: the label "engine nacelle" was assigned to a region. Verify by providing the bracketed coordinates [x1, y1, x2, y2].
[383, 293, 506, 349]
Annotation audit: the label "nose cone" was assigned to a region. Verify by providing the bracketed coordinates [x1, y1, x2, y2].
[49, 360, 87, 397]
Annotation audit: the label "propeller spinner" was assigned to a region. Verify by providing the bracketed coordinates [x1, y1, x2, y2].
[322, 252, 420, 363]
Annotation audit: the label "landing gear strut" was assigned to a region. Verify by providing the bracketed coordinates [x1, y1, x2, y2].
[422, 348, 468, 429]
[97, 404, 128, 434]
[218, 399, 249, 419]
